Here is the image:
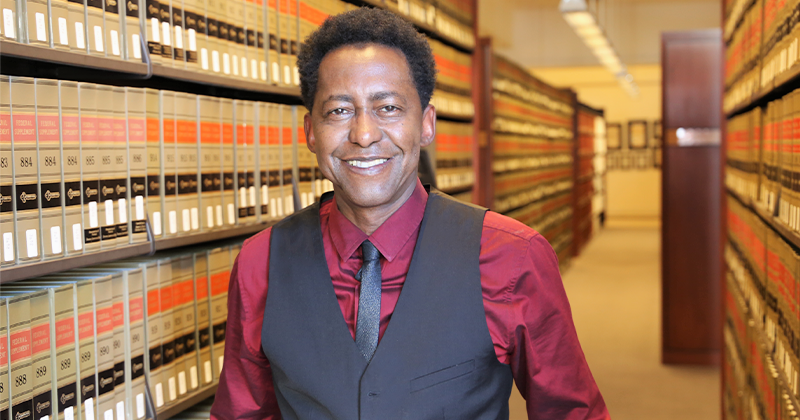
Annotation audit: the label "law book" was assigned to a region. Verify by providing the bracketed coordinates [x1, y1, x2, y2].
[266, 102, 280, 219]
[143, 0, 162, 64]
[110, 87, 130, 246]
[139, 259, 164, 412]
[171, 0, 186, 66]
[215, 0, 231, 76]
[0, 299, 8, 420]
[235, 0, 249, 79]
[121, 265, 146, 420]
[0, 0, 18, 41]
[87, 0, 106, 56]
[194, 0, 209, 71]
[280, 105, 295, 215]
[0, 75, 14, 266]
[277, 0, 296, 86]
[124, 0, 143, 61]
[172, 254, 198, 398]
[24, 0, 50, 46]
[255, 0, 267, 82]
[35, 79, 65, 260]
[295, 105, 312, 209]
[155, 257, 177, 409]
[267, 0, 279, 85]
[144, 88, 163, 239]
[233, 100, 255, 224]
[182, 0, 199, 70]
[5, 294, 34, 420]
[104, 0, 123, 58]
[256, 102, 269, 220]
[204, 0, 221, 74]
[21, 289, 52, 420]
[206, 246, 228, 383]
[160, 90, 179, 237]
[10, 76, 43, 264]
[96, 85, 118, 249]
[226, 0, 244, 79]
[191, 251, 212, 389]
[48, 283, 78, 420]
[220, 98, 236, 226]
[198, 96, 222, 231]
[110, 272, 126, 420]
[78, 83, 101, 253]
[159, 0, 173, 62]
[175, 93, 199, 235]
[62, 0, 85, 52]
[244, 0, 259, 81]
[60, 81, 84, 256]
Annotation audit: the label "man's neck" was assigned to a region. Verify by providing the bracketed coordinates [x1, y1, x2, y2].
[334, 181, 419, 236]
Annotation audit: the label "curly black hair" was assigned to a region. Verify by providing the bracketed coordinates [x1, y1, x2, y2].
[297, 7, 437, 112]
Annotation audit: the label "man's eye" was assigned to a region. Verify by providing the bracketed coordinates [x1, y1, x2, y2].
[329, 108, 348, 116]
[381, 105, 399, 113]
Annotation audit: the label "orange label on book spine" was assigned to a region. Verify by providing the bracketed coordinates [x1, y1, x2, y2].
[10, 329, 32, 363]
[56, 317, 76, 348]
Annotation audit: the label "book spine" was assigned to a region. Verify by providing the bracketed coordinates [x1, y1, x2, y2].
[51, 284, 77, 420]
[221, 99, 235, 226]
[255, 0, 266, 82]
[111, 88, 129, 245]
[195, 0, 208, 71]
[8, 295, 34, 420]
[156, 258, 175, 409]
[267, 103, 280, 219]
[267, 0, 278, 85]
[176, 256, 198, 396]
[280, 105, 294, 215]
[26, 290, 51, 420]
[217, 0, 231, 76]
[143, 0, 161, 62]
[296, 105, 312, 209]
[126, 88, 148, 244]
[175, 93, 199, 235]
[87, 0, 105, 56]
[225, 0, 242, 79]
[165, 259, 184, 402]
[35, 79, 65, 260]
[192, 252, 211, 388]
[0, 300, 8, 420]
[78, 83, 101, 253]
[75, 279, 96, 420]
[171, 0, 185, 66]
[198, 96, 221, 231]
[124, 0, 142, 61]
[11, 76, 43, 264]
[256, 103, 267, 220]
[1, 76, 14, 266]
[233, 101, 253, 224]
[1, 0, 19, 41]
[182, 0, 198, 69]
[244, 0, 256, 81]
[159, 0, 172, 61]
[96, 85, 118, 249]
[160, 91, 178, 237]
[122, 268, 145, 420]
[104, 0, 122, 57]
[92, 277, 115, 420]
[207, 248, 228, 383]
[142, 262, 163, 411]
[144, 89, 162, 239]
[110, 275, 126, 420]
[25, 0, 50, 45]
[205, 0, 220, 74]
[59, 81, 83, 256]
[64, 0, 85, 51]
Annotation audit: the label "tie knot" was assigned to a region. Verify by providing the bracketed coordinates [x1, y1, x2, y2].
[361, 240, 381, 262]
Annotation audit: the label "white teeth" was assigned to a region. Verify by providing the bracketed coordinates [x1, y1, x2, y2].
[347, 158, 388, 169]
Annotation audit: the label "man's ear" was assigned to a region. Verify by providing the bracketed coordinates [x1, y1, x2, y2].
[420, 104, 436, 148]
[304, 111, 316, 154]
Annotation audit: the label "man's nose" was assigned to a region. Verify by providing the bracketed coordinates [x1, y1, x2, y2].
[349, 110, 382, 147]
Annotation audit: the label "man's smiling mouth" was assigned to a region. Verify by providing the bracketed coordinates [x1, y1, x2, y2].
[346, 158, 389, 168]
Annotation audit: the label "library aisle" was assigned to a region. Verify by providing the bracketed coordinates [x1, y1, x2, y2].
[509, 226, 720, 420]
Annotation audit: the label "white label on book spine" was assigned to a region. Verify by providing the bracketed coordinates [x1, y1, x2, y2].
[201, 48, 209, 70]
[3, 9, 15, 38]
[136, 393, 144, 418]
[72, 223, 83, 250]
[51, 226, 62, 254]
[187, 28, 196, 51]
[215, 205, 222, 226]
[103, 409, 113, 420]
[283, 65, 290, 85]
[65, 406, 74, 420]
[118, 198, 127, 223]
[260, 61, 267, 81]
[150, 18, 160, 42]
[206, 207, 214, 228]
[94, 25, 104, 52]
[233, 54, 239, 76]
[132, 34, 141, 58]
[161, 22, 171, 46]
[261, 185, 268, 204]
[105, 199, 115, 225]
[152, 211, 162, 235]
[212, 51, 220, 72]
[168, 377, 176, 400]
[190, 207, 198, 230]
[272, 63, 279, 83]
[41, 415, 49, 420]
[239, 188, 246, 208]
[75, 22, 85, 48]
[204, 361, 212, 383]
[89, 201, 99, 227]
[249, 186, 256, 206]
[174, 26, 183, 49]
[116, 401, 124, 420]
[270, 198, 277, 217]
[294, 67, 299, 86]
[3, 232, 13, 261]
[190, 366, 198, 388]
[155, 383, 164, 407]
[223, 53, 230, 75]
[227, 203, 234, 224]
[111, 30, 120, 56]
[135, 196, 144, 220]
[169, 210, 177, 233]
[35, 12, 46, 41]
[85, 398, 95, 420]
[251, 59, 257, 79]
[178, 371, 186, 395]
[182, 209, 190, 232]
[58, 18, 68, 45]
[241, 57, 248, 77]
[315, 180, 321, 197]
[26, 229, 39, 257]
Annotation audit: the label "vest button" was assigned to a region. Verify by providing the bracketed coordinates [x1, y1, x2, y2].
[368, 392, 379, 397]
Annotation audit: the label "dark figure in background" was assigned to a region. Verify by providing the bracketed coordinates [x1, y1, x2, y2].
[210, 7, 609, 420]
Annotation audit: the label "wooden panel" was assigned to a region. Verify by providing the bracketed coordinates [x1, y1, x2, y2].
[661, 30, 722, 365]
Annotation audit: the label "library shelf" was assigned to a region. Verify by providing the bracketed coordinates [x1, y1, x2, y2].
[435, 111, 474, 123]
[725, 62, 800, 119]
[0, 40, 150, 75]
[725, 189, 800, 251]
[157, 385, 218, 420]
[343, 0, 475, 53]
[150, 66, 302, 100]
[154, 221, 277, 252]
[0, 242, 153, 284]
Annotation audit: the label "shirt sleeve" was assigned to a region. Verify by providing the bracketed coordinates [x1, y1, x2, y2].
[210, 230, 282, 420]
[506, 234, 610, 420]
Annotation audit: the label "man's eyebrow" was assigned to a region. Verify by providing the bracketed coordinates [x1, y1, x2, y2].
[370, 91, 403, 102]
[321, 94, 354, 106]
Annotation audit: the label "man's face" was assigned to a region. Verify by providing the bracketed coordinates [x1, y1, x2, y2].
[305, 43, 435, 212]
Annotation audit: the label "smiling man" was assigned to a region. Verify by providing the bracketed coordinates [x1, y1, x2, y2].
[209, 7, 609, 420]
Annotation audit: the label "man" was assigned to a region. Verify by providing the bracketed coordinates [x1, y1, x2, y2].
[210, 7, 609, 420]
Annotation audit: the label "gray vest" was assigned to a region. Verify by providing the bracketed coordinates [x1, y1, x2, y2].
[263, 189, 513, 420]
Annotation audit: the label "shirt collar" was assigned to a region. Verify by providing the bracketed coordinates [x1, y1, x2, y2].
[328, 179, 428, 263]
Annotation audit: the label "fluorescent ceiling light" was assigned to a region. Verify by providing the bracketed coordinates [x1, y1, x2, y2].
[560, 0, 638, 97]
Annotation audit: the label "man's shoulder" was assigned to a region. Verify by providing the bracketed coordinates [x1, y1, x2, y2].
[241, 226, 273, 257]
[482, 210, 542, 244]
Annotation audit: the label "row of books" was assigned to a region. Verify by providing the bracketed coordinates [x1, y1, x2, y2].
[385, 0, 473, 49]
[606, 149, 660, 171]
[429, 38, 473, 118]
[724, 0, 761, 91]
[0, 75, 329, 267]
[433, 120, 473, 193]
[0, 240, 240, 420]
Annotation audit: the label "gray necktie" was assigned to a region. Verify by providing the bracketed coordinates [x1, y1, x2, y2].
[355, 240, 381, 361]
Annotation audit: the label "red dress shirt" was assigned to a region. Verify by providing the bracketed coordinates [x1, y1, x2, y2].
[210, 181, 609, 420]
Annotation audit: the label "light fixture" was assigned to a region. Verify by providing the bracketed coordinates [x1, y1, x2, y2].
[560, 0, 639, 97]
